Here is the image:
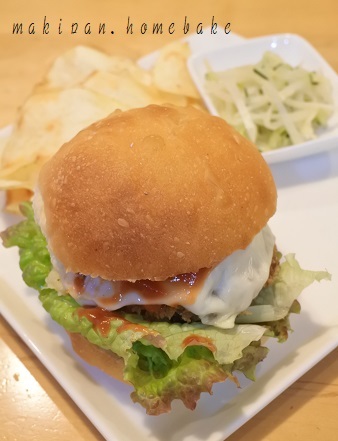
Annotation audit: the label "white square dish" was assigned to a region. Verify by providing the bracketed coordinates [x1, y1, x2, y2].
[188, 34, 338, 164]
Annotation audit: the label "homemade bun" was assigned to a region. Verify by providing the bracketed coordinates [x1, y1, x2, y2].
[38, 104, 276, 281]
[68, 332, 127, 383]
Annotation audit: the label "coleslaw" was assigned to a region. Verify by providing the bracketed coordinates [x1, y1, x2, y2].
[205, 51, 335, 151]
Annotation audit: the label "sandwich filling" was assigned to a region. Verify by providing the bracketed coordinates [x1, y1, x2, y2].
[35, 189, 275, 329]
[2, 201, 330, 416]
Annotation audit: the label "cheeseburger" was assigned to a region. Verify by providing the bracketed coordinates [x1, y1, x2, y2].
[1, 105, 329, 415]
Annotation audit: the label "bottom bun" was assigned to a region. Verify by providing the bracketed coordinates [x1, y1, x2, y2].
[68, 332, 128, 384]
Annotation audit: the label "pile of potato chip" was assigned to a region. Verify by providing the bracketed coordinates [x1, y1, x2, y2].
[0, 42, 203, 213]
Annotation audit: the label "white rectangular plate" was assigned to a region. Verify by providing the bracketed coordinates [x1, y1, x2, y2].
[1, 32, 338, 441]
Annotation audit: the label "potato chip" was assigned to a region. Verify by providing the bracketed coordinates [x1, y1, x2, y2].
[36, 46, 152, 92]
[0, 129, 11, 164]
[0, 156, 48, 190]
[83, 70, 189, 110]
[1, 87, 120, 169]
[36, 46, 116, 90]
[4, 188, 33, 214]
[104, 55, 153, 88]
[0, 43, 204, 213]
[0, 87, 123, 212]
[152, 41, 200, 99]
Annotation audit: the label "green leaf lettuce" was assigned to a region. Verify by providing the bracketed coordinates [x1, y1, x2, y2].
[1, 202, 331, 414]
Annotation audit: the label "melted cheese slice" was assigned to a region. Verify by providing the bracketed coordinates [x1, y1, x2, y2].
[35, 184, 275, 329]
[45, 225, 275, 329]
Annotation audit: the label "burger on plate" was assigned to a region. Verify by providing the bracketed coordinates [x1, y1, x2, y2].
[1, 104, 329, 415]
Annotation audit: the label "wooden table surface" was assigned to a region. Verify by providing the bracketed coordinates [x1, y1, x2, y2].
[0, 1, 337, 440]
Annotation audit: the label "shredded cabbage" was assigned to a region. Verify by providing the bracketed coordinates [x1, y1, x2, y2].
[205, 51, 335, 151]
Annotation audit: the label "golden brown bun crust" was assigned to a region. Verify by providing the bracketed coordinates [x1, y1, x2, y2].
[38, 105, 277, 281]
[68, 332, 128, 383]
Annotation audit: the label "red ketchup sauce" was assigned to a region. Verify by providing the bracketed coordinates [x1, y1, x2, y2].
[77, 307, 159, 337]
[182, 335, 216, 353]
[73, 274, 86, 294]
[94, 267, 211, 307]
[75, 268, 211, 336]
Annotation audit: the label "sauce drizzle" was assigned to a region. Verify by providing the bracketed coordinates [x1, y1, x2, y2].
[73, 274, 86, 294]
[77, 306, 159, 338]
[94, 267, 211, 307]
[182, 335, 216, 353]
[77, 307, 124, 336]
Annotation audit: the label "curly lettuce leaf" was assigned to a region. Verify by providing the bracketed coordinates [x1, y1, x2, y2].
[236, 254, 331, 324]
[1, 201, 51, 290]
[0, 202, 330, 415]
[37, 288, 266, 413]
[129, 344, 228, 414]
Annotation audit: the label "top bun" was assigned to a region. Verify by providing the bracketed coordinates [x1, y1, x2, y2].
[37, 105, 277, 281]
